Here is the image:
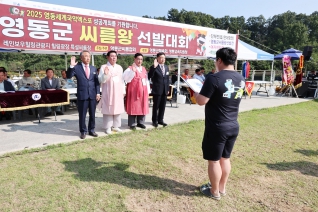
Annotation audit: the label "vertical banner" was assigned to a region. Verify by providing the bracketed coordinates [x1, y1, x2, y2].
[294, 55, 303, 89]
[282, 55, 294, 85]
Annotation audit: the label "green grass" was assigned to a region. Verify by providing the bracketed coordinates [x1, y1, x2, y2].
[0, 100, 318, 212]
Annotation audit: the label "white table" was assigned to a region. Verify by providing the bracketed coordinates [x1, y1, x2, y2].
[64, 88, 77, 101]
[246, 81, 272, 97]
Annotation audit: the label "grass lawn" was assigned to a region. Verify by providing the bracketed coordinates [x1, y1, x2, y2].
[0, 100, 317, 212]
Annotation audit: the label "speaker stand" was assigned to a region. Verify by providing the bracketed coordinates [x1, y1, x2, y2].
[280, 84, 298, 98]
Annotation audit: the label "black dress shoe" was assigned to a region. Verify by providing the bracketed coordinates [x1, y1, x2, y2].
[152, 122, 158, 127]
[89, 132, 98, 137]
[130, 126, 136, 130]
[137, 124, 146, 129]
[56, 111, 64, 115]
[80, 133, 86, 139]
[158, 122, 167, 127]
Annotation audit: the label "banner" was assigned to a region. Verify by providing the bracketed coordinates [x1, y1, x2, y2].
[245, 81, 255, 97]
[205, 32, 238, 57]
[0, 0, 237, 57]
[282, 55, 294, 85]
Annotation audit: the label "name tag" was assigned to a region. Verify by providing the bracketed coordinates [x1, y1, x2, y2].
[112, 76, 119, 83]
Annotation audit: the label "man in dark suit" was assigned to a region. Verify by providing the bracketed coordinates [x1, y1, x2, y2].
[0, 69, 15, 92]
[67, 50, 100, 139]
[148, 52, 170, 127]
[0, 69, 15, 120]
[41, 68, 63, 116]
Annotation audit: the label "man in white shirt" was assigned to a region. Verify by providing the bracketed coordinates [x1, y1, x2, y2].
[193, 68, 205, 83]
[18, 69, 36, 89]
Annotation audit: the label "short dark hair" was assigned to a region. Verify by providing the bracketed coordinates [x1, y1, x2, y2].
[61, 70, 66, 73]
[80, 50, 90, 57]
[24, 69, 31, 75]
[157, 52, 165, 57]
[107, 50, 117, 57]
[46, 68, 54, 73]
[200, 67, 205, 71]
[134, 53, 143, 58]
[195, 69, 201, 73]
[0, 67, 6, 72]
[216, 47, 237, 66]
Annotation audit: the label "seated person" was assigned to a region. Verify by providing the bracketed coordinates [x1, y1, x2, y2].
[41, 68, 63, 116]
[59, 70, 68, 88]
[193, 68, 205, 83]
[171, 70, 178, 85]
[0, 67, 15, 88]
[205, 69, 217, 78]
[18, 69, 36, 89]
[307, 70, 316, 80]
[200, 67, 206, 76]
[0, 69, 15, 120]
[181, 69, 192, 81]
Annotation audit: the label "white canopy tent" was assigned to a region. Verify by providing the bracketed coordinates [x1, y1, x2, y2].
[236, 40, 275, 82]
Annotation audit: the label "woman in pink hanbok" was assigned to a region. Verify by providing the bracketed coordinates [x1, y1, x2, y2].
[98, 51, 125, 134]
[122, 53, 150, 130]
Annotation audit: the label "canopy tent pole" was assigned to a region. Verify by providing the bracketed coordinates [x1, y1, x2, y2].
[271, 60, 274, 82]
[64, 53, 67, 70]
[235, 30, 239, 71]
[176, 57, 181, 108]
[91, 54, 95, 66]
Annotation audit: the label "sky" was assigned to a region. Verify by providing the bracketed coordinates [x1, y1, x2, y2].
[28, 0, 317, 20]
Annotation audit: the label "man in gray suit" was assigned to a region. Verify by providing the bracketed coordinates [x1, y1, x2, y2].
[41, 68, 63, 116]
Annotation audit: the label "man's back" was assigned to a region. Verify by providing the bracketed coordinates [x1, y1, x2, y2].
[200, 70, 245, 123]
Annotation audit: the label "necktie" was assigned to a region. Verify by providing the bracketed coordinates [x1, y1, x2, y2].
[85, 65, 89, 79]
[160, 65, 165, 75]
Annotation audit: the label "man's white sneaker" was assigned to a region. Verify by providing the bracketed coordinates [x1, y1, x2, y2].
[112, 127, 122, 132]
[106, 128, 112, 134]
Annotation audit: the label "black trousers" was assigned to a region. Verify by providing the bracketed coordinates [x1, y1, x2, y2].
[128, 115, 145, 126]
[152, 94, 167, 123]
[77, 98, 96, 133]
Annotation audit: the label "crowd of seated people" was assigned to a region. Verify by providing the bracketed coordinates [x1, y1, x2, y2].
[0, 67, 81, 120]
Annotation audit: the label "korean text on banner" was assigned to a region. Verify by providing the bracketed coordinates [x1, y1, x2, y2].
[0, 0, 237, 57]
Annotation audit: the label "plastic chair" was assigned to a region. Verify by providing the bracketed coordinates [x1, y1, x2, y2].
[180, 86, 192, 105]
[166, 85, 173, 107]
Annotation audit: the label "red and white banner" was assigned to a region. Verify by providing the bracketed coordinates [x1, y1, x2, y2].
[0, 0, 237, 57]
